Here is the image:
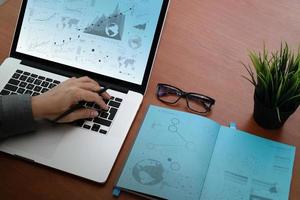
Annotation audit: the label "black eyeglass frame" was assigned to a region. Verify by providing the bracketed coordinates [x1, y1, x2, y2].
[156, 83, 216, 114]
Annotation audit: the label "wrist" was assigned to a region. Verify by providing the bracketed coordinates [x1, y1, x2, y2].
[31, 96, 46, 119]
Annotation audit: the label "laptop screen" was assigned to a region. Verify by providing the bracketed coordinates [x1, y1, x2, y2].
[15, 0, 164, 85]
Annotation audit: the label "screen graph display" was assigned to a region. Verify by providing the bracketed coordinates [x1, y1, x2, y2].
[16, 0, 164, 85]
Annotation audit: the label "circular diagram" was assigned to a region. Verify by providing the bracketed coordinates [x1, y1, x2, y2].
[128, 35, 142, 49]
[132, 159, 164, 185]
[105, 23, 119, 37]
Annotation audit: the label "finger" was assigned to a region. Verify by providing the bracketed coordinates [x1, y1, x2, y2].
[58, 77, 76, 88]
[76, 77, 110, 97]
[58, 108, 99, 123]
[76, 82, 101, 92]
[77, 76, 99, 85]
[100, 91, 111, 100]
[76, 77, 107, 93]
[76, 83, 111, 100]
[76, 89, 109, 110]
[65, 77, 77, 83]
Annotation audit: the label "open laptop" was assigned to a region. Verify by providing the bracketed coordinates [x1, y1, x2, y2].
[0, 0, 169, 183]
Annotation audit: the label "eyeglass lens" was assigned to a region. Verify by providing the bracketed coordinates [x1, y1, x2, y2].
[157, 85, 181, 103]
[186, 94, 210, 113]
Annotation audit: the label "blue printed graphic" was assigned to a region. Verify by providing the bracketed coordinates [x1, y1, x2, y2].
[116, 106, 295, 200]
[116, 105, 220, 200]
[200, 127, 295, 200]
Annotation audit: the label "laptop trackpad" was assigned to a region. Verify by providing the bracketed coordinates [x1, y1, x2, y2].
[2, 121, 66, 160]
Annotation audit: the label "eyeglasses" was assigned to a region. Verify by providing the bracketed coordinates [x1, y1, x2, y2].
[156, 83, 215, 114]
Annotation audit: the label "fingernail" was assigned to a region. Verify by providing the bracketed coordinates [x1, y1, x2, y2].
[91, 111, 99, 117]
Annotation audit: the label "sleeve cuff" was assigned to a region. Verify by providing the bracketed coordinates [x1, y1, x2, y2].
[1, 94, 36, 139]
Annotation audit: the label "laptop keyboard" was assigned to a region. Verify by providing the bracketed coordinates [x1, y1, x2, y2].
[0, 69, 58, 96]
[0, 69, 122, 135]
[73, 96, 122, 134]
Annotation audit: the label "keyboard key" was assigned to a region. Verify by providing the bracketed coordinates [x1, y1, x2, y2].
[46, 78, 53, 82]
[30, 74, 38, 78]
[34, 86, 42, 92]
[19, 75, 28, 81]
[104, 98, 109, 104]
[19, 82, 27, 88]
[4, 84, 18, 92]
[91, 124, 100, 132]
[93, 118, 112, 127]
[12, 73, 21, 79]
[33, 92, 40, 96]
[38, 76, 45, 80]
[108, 101, 121, 108]
[8, 78, 20, 86]
[100, 112, 109, 119]
[26, 84, 34, 90]
[25, 90, 33, 95]
[41, 88, 49, 93]
[16, 70, 23, 74]
[86, 102, 94, 107]
[108, 107, 118, 120]
[17, 88, 25, 94]
[53, 80, 60, 84]
[23, 72, 30, 76]
[41, 81, 50, 87]
[34, 79, 42, 85]
[11, 92, 17, 95]
[74, 119, 85, 127]
[115, 98, 123, 102]
[26, 77, 35, 83]
[48, 83, 57, 89]
[0, 89, 10, 95]
[83, 124, 91, 130]
[93, 104, 100, 110]
[99, 129, 107, 134]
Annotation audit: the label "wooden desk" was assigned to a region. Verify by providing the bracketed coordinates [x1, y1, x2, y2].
[0, 0, 299, 199]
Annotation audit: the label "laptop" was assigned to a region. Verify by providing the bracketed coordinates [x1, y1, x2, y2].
[0, 0, 169, 183]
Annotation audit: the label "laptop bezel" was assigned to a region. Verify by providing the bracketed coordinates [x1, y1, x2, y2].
[9, 0, 169, 94]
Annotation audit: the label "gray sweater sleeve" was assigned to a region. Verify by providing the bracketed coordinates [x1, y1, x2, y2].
[0, 94, 36, 139]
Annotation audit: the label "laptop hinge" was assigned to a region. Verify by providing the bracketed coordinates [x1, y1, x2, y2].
[20, 59, 129, 94]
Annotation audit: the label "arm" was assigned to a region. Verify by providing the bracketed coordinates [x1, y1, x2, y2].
[0, 94, 36, 139]
[0, 76, 110, 140]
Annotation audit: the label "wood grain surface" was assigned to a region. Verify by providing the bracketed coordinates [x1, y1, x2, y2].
[0, 0, 299, 199]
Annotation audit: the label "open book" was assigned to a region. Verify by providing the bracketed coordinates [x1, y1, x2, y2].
[114, 105, 296, 200]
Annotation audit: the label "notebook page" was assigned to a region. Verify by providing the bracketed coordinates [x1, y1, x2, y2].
[116, 105, 220, 200]
[200, 126, 295, 200]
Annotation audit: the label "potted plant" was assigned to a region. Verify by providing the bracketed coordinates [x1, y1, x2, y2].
[243, 43, 300, 129]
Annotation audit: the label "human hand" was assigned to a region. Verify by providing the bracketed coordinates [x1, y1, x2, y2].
[31, 76, 111, 123]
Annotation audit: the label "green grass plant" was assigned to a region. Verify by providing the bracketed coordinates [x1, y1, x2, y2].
[243, 43, 300, 121]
